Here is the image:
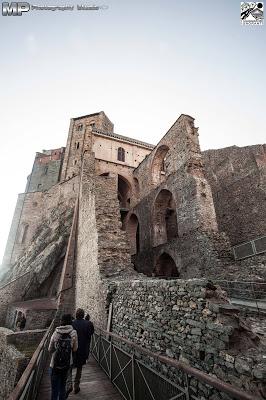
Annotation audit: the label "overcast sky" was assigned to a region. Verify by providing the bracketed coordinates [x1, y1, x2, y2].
[0, 0, 265, 263]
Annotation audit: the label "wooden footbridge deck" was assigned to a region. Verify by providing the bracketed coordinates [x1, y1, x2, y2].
[37, 357, 122, 400]
[8, 327, 259, 400]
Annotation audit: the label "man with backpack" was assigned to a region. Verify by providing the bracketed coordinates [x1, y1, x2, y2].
[72, 308, 94, 394]
[49, 314, 78, 400]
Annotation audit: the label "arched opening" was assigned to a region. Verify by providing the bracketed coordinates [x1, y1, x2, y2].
[126, 214, 140, 255]
[118, 175, 131, 209]
[154, 253, 179, 278]
[153, 189, 178, 246]
[118, 175, 132, 227]
[151, 145, 169, 186]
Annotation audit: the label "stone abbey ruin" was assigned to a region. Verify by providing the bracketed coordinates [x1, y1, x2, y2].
[0, 111, 266, 399]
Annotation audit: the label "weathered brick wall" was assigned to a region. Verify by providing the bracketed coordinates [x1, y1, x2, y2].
[27, 148, 65, 193]
[127, 169, 231, 276]
[111, 279, 266, 399]
[61, 111, 114, 180]
[75, 152, 136, 328]
[0, 327, 28, 400]
[134, 114, 202, 199]
[7, 328, 45, 349]
[6, 305, 55, 330]
[0, 273, 31, 326]
[203, 144, 266, 245]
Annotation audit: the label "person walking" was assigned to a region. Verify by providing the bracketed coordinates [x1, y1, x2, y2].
[72, 308, 94, 394]
[49, 314, 78, 400]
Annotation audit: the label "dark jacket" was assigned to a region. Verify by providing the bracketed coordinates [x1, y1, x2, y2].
[72, 319, 94, 367]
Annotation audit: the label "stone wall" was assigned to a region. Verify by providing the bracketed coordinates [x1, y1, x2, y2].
[134, 114, 202, 199]
[0, 328, 28, 400]
[6, 305, 55, 330]
[26, 148, 65, 193]
[126, 169, 231, 277]
[61, 111, 114, 180]
[0, 272, 31, 326]
[203, 144, 266, 246]
[75, 152, 136, 328]
[111, 279, 266, 399]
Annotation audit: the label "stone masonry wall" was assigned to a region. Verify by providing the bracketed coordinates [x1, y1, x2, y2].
[127, 166, 231, 277]
[27, 148, 65, 193]
[203, 144, 266, 246]
[75, 152, 136, 328]
[111, 279, 266, 399]
[0, 273, 31, 326]
[0, 327, 28, 400]
[134, 114, 202, 200]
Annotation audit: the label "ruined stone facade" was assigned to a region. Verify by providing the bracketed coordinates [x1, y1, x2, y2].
[0, 110, 265, 398]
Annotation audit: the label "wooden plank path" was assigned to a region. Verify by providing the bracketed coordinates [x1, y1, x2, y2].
[37, 358, 122, 400]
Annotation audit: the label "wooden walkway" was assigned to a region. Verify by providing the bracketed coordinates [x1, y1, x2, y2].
[37, 358, 122, 400]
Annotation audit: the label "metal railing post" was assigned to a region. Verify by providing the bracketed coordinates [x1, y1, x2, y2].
[110, 335, 112, 381]
[132, 350, 135, 400]
[98, 332, 101, 364]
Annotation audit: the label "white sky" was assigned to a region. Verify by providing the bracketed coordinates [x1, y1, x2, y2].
[0, 0, 265, 262]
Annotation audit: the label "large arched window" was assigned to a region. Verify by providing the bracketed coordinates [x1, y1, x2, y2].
[154, 253, 179, 277]
[126, 214, 140, 255]
[118, 175, 131, 209]
[117, 147, 125, 162]
[153, 189, 178, 246]
[151, 145, 169, 186]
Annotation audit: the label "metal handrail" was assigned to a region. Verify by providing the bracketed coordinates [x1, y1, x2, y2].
[8, 318, 55, 400]
[96, 328, 260, 400]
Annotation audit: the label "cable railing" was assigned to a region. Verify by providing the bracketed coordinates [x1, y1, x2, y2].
[91, 329, 261, 400]
[7, 319, 55, 400]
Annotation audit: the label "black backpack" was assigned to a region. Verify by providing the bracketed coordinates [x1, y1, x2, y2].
[54, 332, 72, 370]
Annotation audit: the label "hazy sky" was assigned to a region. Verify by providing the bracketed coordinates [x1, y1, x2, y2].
[0, 0, 265, 262]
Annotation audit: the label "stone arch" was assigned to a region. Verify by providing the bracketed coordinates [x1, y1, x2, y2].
[154, 252, 179, 277]
[153, 189, 178, 246]
[126, 213, 140, 255]
[151, 145, 169, 185]
[118, 175, 131, 209]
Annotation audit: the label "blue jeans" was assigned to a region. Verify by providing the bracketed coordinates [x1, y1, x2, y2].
[50, 368, 68, 400]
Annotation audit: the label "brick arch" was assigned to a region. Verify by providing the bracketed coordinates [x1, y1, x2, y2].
[151, 145, 169, 186]
[154, 252, 179, 278]
[118, 174, 132, 209]
[152, 189, 178, 246]
[125, 213, 140, 255]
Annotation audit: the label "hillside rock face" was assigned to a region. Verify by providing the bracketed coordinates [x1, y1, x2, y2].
[0, 204, 74, 323]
